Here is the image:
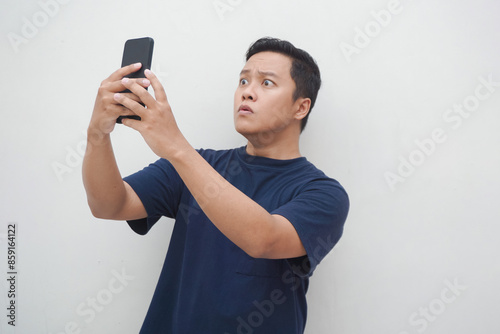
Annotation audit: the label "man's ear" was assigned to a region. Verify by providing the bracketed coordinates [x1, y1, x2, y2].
[294, 98, 311, 121]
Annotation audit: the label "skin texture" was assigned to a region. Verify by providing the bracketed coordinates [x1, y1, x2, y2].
[83, 52, 312, 259]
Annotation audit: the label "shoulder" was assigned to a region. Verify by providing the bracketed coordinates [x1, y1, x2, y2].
[294, 159, 348, 197]
[295, 161, 350, 214]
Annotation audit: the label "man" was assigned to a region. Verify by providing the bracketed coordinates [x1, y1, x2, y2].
[83, 37, 349, 333]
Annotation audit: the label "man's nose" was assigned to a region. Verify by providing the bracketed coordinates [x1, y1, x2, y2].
[241, 84, 256, 101]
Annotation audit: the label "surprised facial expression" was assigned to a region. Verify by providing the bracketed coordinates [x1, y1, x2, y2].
[234, 51, 301, 137]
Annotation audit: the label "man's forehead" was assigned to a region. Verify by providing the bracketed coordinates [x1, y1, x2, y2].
[241, 51, 292, 76]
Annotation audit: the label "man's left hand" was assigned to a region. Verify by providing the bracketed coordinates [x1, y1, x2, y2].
[114, 69, 190, 159]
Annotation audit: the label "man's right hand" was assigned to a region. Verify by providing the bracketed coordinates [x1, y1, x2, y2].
[88, 63, 150, 139]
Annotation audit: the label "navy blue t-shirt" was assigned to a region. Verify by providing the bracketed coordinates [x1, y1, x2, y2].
[123, 146, 349, 334]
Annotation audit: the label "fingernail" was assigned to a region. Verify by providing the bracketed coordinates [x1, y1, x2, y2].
[142, 79, 150, 85]
[114, 93, 121, 100]
[134, 62, 142, 68]
[122, 77, 129, 84]
[144, 69, 151, 75]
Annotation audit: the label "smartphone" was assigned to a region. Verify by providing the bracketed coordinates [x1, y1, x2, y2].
[116, 37, 154, 123]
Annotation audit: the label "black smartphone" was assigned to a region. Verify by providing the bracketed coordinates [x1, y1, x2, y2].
[116, 37, 154, 124]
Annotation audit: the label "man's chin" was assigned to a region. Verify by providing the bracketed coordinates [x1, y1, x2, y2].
[234, 123, 255, 136]
[236, 130, 253, 142]
[235, 126, 255, 140]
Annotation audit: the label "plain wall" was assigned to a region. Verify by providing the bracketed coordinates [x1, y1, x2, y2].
[1, 0, 499, 333]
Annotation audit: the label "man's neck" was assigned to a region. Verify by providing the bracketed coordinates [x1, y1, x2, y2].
[245, 134, 301, 160]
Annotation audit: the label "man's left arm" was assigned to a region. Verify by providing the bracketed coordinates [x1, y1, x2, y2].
[116, 70, 305, 259]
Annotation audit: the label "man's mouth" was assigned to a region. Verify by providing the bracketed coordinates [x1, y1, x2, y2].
[238, 105, 254, 114]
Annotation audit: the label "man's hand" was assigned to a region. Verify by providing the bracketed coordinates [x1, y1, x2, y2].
[114, 69, 191, 159]
[89, 63, 150, 140]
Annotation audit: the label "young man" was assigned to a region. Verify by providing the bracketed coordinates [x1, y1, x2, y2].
[83, 37, 349, 333]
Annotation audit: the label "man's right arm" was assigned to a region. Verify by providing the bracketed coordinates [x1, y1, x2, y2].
[82, 63, 149, 221]
[82, 132, 146, 220]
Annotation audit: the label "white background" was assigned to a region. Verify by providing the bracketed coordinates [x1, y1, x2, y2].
[1, 0, 499, 333]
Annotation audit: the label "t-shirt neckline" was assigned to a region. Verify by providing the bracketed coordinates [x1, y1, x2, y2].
[236, 146, 308, 168]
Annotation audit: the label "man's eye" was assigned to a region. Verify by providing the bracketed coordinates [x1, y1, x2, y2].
[263, 79, 274, 86]
[240, 78, 248, 85]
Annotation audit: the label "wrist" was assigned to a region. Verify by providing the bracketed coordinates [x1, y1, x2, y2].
[87, 125, 111, 147]
[167, 139, 196, 165]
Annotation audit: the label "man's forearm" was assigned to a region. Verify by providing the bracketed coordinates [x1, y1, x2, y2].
[169, 147, 278, 258]
[82, 131, 127, 218]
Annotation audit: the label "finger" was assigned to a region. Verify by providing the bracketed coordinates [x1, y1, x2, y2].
[144, 69, 168, 103]
[121, 117, 143, 132]
[107, 62, 142, 82]
[107, 103, 138, 117]
[113, 91, 146, 117]
[106, 77, 151, 93]
[122, 80, 150, 102]
[121, 77, 156, 107]
[122, 92, 143, 103]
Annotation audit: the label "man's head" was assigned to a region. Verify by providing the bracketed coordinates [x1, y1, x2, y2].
[244, 37, 321, 132]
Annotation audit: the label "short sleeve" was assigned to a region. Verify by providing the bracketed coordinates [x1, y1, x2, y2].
[123, 158, 184, 235]
[271, 179, 349, 277]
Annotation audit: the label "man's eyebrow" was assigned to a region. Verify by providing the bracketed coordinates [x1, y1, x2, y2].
[239, 69, 280, 78]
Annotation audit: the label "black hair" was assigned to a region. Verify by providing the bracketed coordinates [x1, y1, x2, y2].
[245, 37, 321, 132]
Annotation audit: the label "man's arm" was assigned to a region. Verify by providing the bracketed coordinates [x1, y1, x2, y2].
[82, 133, 146, 220]
[82, 64, 148, 221]
[171, 149, 307, 260]
[117, 70, 306, 260]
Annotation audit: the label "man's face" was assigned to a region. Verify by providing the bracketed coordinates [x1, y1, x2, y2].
[234, 51, 300, 138]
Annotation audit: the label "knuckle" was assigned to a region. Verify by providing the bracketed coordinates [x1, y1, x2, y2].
[99, 79, 109, 89]
[98, 83, 109, 96]
[101, 95, 112, 105]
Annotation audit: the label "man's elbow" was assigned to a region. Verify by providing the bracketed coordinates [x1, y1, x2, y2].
[89, 207, 106, 219]
[88, 205, 108, 219]
[245, 246, 267, 259]
[87, 200, 121, 220]
[244, 238, 275, 259]
[244, 230, 307, 260]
